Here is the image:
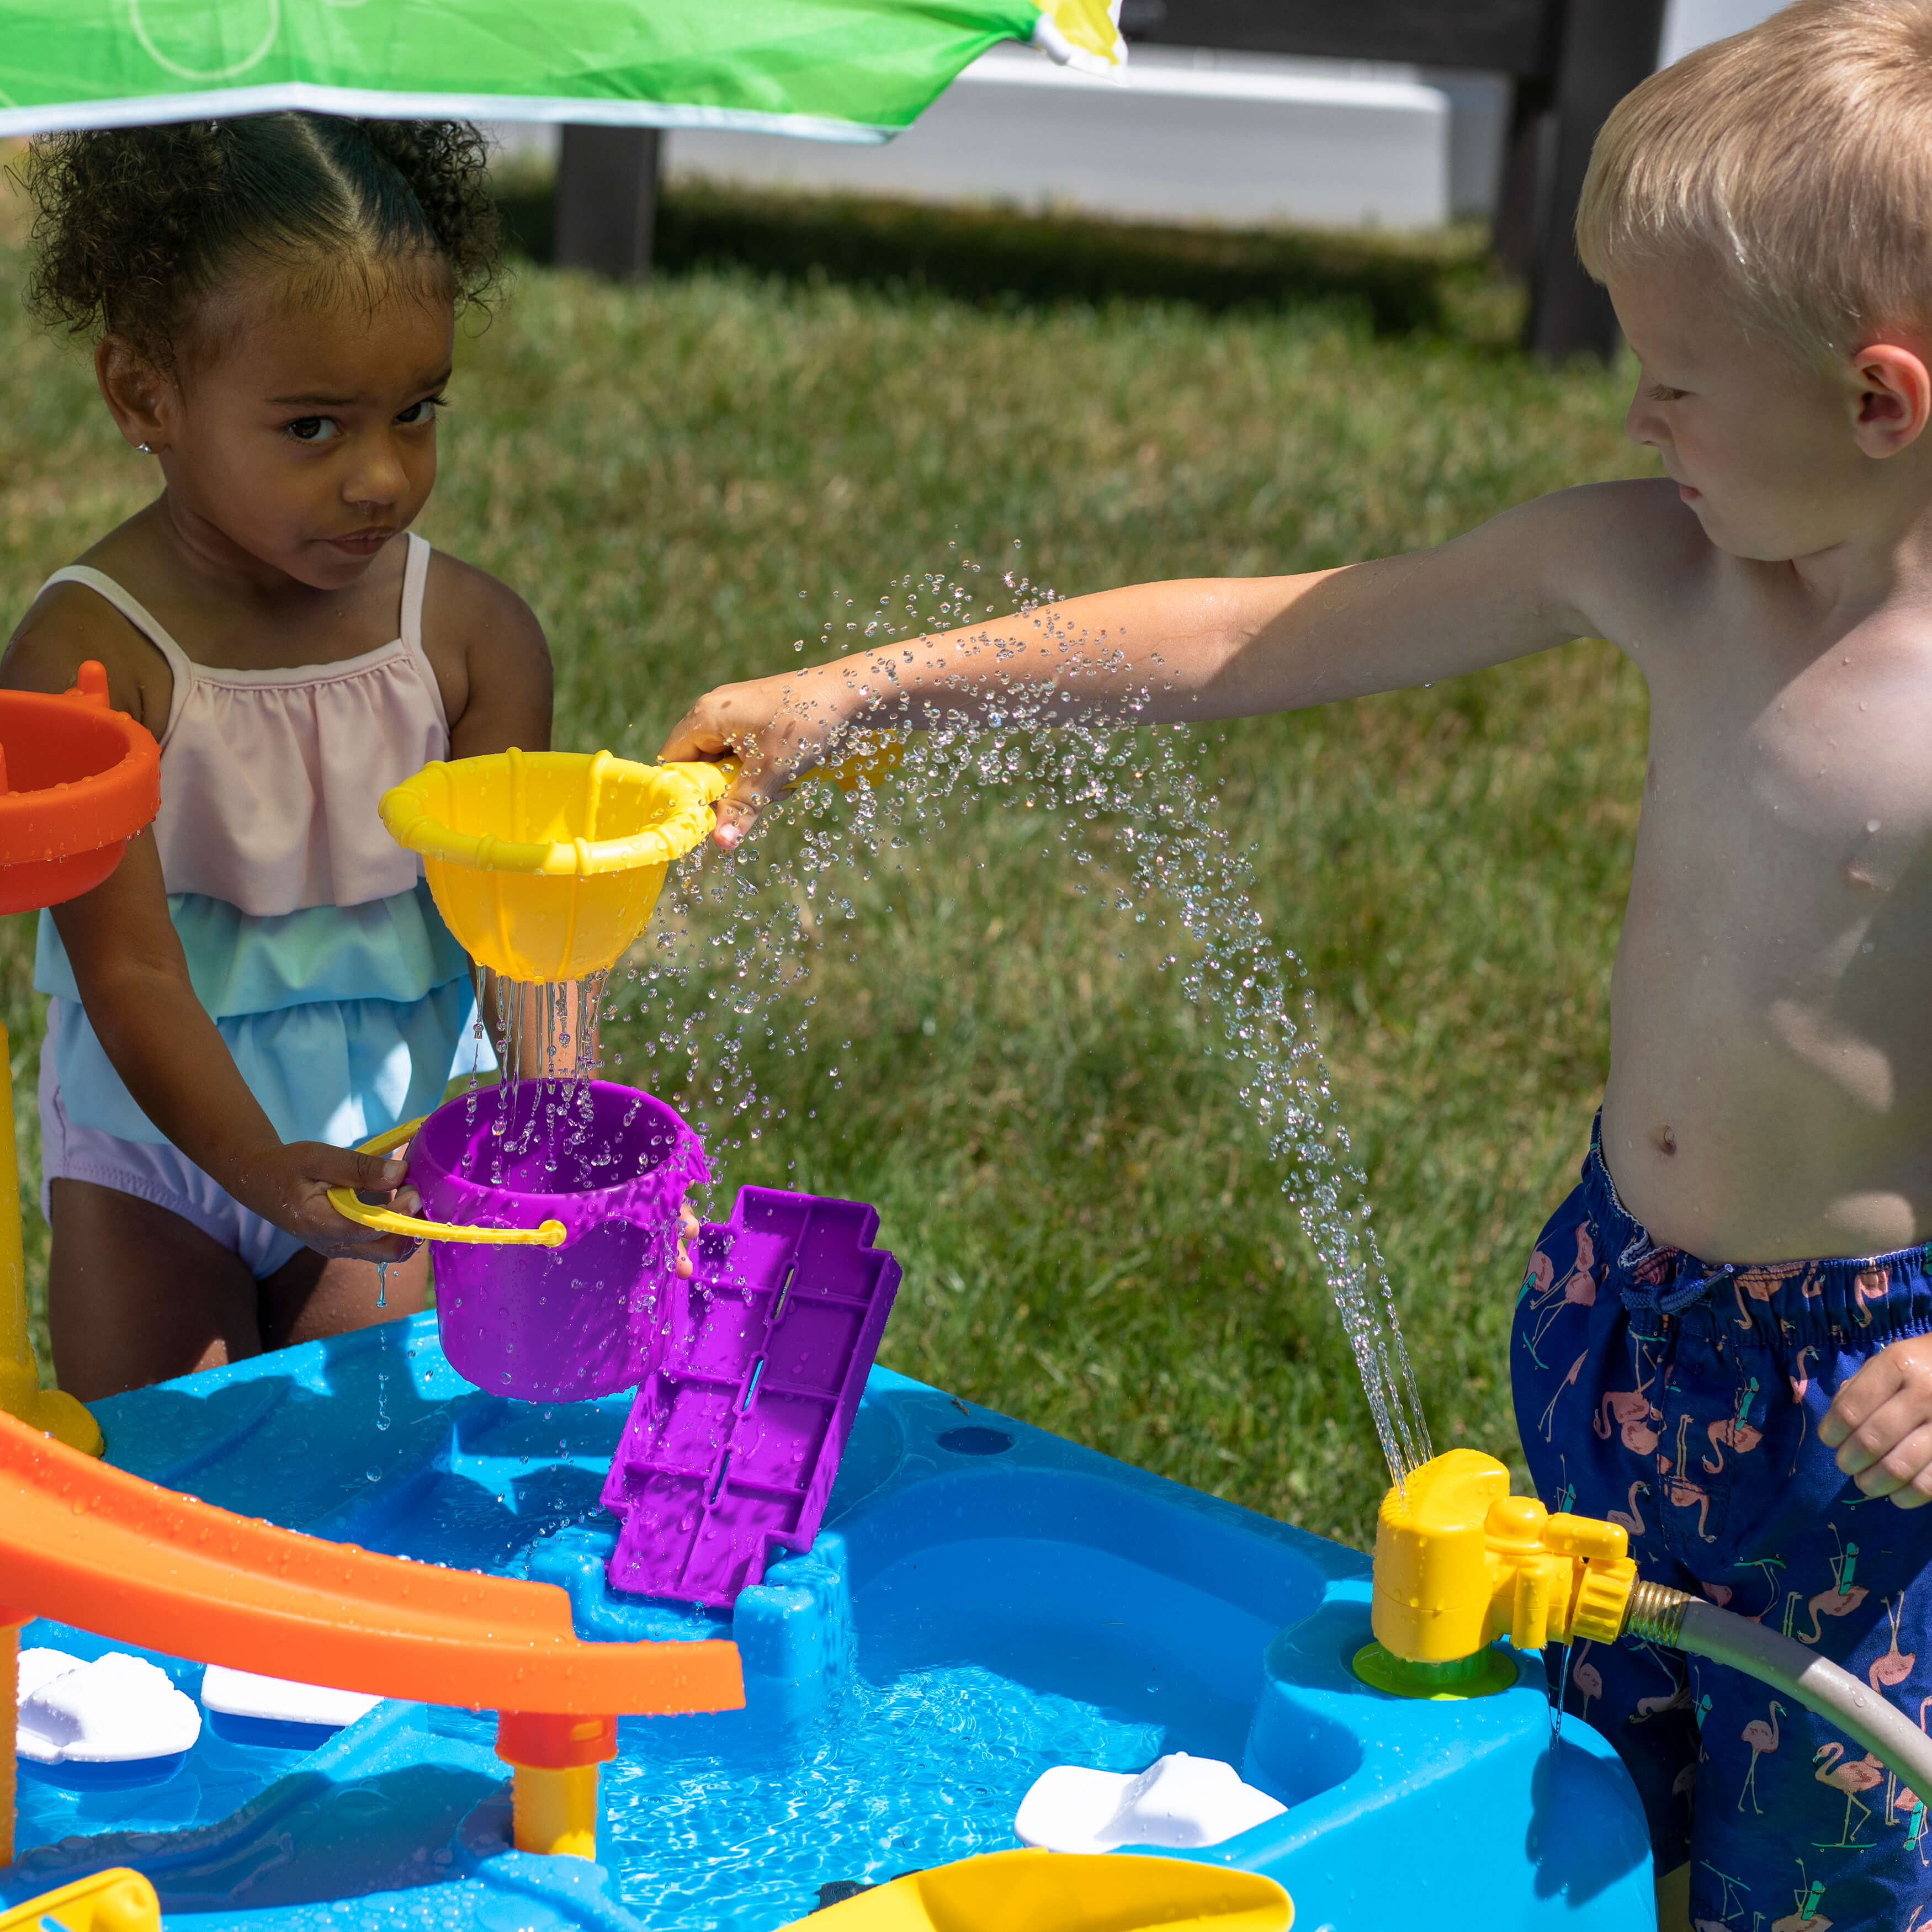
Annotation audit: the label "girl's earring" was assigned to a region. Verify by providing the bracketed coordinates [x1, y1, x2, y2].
[136, 443, 153, 454]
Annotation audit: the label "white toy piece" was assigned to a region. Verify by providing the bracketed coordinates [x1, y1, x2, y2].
[16, 1651, 200, 1765]
[16, 1646, 85, 1705]
[199, 1664, 380, 1732]
[1015, 1751, 1287, 1854]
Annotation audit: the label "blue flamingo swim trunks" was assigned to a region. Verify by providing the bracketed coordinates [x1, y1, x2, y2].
[1514, 1121, 1932, 1931]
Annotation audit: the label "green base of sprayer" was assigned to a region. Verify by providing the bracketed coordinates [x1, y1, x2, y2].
[1352, 1640, 1515, 1701]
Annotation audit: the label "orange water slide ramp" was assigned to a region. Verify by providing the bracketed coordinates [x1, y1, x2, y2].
[0, 1413, 744, 1717]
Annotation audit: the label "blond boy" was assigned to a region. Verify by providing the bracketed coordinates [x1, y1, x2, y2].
[664, 4, 1932, 1921]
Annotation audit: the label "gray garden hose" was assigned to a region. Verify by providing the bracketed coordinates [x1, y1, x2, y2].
[1625, 1581, 1932, 1795]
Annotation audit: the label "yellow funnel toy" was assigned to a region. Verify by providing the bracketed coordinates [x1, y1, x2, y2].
[788, 1849, 1291, 1930]
[381, 738, 904, 985]
[381, 749, 730, 984]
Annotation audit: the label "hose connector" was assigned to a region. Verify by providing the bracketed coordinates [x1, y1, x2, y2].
[1621, 1579, 1694, 1646]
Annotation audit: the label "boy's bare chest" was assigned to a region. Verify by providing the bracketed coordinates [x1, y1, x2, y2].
[1641, 629, 1932, 907]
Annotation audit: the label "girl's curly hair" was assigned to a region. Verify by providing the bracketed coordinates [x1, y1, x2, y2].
[21, 114, 502, 365]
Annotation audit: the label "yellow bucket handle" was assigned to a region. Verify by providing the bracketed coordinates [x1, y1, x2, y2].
[324, 1116, 567, 1249]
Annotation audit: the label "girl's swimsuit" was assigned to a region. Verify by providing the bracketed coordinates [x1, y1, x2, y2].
[33, 533, 489, 1278]
[1515, 1119, 1932, 1931]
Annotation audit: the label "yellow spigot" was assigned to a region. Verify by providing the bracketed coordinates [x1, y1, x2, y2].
[1359, 1449, 1637, 1697]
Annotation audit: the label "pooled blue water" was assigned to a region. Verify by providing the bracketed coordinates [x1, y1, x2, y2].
[601, 1663, 1161, 1926]
[14, 1697, 316, 1850]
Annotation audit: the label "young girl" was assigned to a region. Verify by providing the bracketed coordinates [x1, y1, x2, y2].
[4, 114, 552, 1400]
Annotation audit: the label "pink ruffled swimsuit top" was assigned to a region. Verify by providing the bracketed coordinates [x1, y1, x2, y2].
[34, 533, 486, 1149]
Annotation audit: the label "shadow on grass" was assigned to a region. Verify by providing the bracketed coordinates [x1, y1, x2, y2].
[495, 174, 1520, 343]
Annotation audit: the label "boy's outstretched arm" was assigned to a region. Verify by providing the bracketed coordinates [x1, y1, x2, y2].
[661, 484, 1631, 843]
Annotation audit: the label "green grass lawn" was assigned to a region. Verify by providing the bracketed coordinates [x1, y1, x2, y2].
[0, 181, 1650, 1547]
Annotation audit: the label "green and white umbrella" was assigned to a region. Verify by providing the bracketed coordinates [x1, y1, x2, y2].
[0, 0, 1124, 144]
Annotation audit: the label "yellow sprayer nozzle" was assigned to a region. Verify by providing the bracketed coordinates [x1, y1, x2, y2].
[1361, 1448, 1637, 1697]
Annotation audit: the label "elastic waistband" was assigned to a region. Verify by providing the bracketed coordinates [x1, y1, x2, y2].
[1581, 1117, 1932, 1347]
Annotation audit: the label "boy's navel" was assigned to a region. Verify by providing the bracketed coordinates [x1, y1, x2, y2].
[1654, 1123, 1678, 1157]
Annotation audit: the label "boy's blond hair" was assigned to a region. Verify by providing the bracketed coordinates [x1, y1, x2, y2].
[1577, 0, 1932, 362]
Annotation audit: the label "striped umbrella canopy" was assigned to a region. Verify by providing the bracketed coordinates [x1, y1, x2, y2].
[0, 0, 1125, 144]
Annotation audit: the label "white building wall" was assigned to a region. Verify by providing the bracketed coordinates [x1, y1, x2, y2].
[1660, 0, 1787, 65]
[666, 47, 1454, 231]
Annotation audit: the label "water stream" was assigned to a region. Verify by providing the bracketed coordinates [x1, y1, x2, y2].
[581, 554, 1431, 1488]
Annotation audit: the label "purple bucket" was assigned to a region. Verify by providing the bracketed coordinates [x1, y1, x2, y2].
[410, 1080, 709, 1402]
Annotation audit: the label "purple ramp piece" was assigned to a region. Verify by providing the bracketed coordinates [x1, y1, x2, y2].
[599, 1186, 900, 1607]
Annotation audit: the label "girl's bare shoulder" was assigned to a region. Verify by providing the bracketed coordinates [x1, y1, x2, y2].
[418, 548, 551, 753]
[3, 513, 176, 728]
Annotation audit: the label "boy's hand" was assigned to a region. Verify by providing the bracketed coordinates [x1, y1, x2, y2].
[659, 668, 853, 850]
[232, 1140, 423, 1265]
[1819, 1336, 1932, 1507]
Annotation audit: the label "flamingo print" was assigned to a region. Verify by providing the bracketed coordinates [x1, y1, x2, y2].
[1594, 1387, 1659, 1455]
[1630, 1639, 1687, 1723]
[1636, 1680, 1691, 1721]
[1741, 1554, 1787, 1625]
[1770, 1901, 1833, 1931]
[1788, 1343, 1819, 1462]
[1869, 1594, 1914, 1694]
[1705, 1410, 1765, 1474]
[1592, 1330, 1660, 1453]
[1524, 1224, 1597, 1362]
[1738, 1700, 1785, 1813]
[1771, 1863, 1830, 1932]
[1536, 1349, 1587, 1443]
[1894, 1701, 1932, 1867]
[1661, 1413, 1718, 1542]
[1730, 1261, 1804, 1334]
[1795, 1530, 1867, 1644]
[1606, 1479, 1649, 1537]
[1790, 1344, 1818, 1404]
[1853, 1265, 1891, 1328]
[1694, 1861, 1750, 1930]
[1813, 1741, 1885, 1846]
[1886, 1774, 1927, 1862]
[1569, 1641, 1602, 1724]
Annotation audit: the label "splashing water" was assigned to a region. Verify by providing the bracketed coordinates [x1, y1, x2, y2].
[1549, 1638, 1572, 1747]
[588, 551, 1431, 1486]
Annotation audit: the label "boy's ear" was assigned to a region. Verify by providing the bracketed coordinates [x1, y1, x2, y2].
[95, 335, 175, 456]
[1848, 341, 1932, 459]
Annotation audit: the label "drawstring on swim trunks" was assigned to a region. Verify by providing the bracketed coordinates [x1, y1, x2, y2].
[1621, 1262, 1737, 1319]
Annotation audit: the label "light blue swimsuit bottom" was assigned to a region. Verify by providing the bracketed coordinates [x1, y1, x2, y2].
[36, 880, 492, 1280]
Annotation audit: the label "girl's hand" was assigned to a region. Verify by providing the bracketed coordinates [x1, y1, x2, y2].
[1819, 1335, 1932, 1507]
[676, 1198, 700, 1280]
[659, 669, 855, 850]
[232, 1141, 424, 1264]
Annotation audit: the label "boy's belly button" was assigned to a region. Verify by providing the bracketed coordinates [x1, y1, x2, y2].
[1654, 1123, 1678, 1157]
